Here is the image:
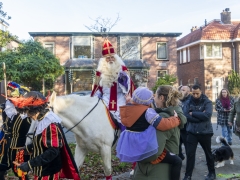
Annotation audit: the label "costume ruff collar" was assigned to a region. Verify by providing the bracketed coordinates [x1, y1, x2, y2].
[35, 110, 62, 136]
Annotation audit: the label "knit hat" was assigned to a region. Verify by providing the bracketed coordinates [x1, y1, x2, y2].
[102, 39, 115, 57]
[132, 87, 153, 106]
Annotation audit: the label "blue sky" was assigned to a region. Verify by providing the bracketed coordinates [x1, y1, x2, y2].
[2, 0, 240, 41]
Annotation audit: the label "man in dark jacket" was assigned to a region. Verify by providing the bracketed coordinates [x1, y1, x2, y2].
[182, 85, 215, 180]
[179, 85, 191, 160]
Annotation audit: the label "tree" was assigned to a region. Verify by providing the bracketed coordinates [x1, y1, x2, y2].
[152, 74, 177, 93]
[84, 13, 120, 32]
[0, 2, 17, 48]
[0, 40, 64, 91]
[228, 70, 240, 96]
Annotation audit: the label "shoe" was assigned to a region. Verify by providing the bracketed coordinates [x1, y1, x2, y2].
[205, 172, 216, 180]
[179, 153, 185, 160]
[182, 176, 191, 180]
[228, 142, 232, 145]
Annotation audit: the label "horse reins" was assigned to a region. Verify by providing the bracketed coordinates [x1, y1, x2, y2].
[64, 98, 101, 134]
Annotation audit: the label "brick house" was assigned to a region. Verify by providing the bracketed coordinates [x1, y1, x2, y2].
[29, 32, 181, 95]
[177, 8, 240, 101]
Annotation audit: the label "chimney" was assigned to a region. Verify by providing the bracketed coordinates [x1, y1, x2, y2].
[221, 8, 231, 24]
[190, 26, 198, 32]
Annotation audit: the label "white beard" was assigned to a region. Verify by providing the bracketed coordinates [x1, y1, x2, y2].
[99, 60, 122, 88]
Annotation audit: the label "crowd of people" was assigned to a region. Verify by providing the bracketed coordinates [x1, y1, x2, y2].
[0, 38, 239, 180]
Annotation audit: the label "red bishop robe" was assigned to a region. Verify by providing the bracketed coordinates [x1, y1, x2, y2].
[91, 66, 135, 111]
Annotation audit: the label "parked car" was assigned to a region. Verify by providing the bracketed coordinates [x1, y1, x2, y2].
[71, 91, 91, 96]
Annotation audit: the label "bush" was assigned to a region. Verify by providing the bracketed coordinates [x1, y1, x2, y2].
[152, 74, 177, 93]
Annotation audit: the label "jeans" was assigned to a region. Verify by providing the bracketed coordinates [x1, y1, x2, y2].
[185, 133, 215, 177]
[221, 125, 232, 143]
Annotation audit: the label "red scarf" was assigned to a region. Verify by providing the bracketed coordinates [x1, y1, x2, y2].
[220, 97, 230, 110]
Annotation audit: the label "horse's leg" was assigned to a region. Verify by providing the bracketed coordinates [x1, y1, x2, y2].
[100, 145, 112, 180]
[75, 137, 87, 169]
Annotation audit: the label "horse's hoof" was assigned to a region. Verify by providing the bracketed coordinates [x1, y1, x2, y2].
[130, 169, 134, 175]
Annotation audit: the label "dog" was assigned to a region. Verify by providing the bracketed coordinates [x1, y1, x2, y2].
[212, 136, 234, 168]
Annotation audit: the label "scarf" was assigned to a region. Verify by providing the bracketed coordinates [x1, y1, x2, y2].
[220, 97, 230, 110]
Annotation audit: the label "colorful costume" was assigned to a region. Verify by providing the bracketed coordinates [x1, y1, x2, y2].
[116, 87, 181, 162]
[91, 39, 135, 123]
[9, 91, 80, 180]
[134, 106, 186, 180]
[0, 82, 31, 180]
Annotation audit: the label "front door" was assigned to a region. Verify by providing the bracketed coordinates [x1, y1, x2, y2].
[212, 77, 223, 102]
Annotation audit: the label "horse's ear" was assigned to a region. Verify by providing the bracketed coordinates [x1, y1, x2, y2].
[49, 91, 57, 104]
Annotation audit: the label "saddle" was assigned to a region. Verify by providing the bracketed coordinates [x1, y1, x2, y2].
[108, 112, 120, 147]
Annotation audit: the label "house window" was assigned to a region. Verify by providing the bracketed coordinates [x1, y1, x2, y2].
[72, 36, 92, 59]
[187, 47, 190, 62]
[157, 70, 168, 80]
[157, 42, 168, 60]
[44, 42, 55, 54]
[180, 51, 182, 64]
[120, 36, 140, 60]
[182, 49, 187, 63]
[200, 43, 222, 59]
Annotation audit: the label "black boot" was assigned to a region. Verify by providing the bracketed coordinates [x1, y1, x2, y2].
[0, 171, 6, 180]
[205, 172, 216, 180]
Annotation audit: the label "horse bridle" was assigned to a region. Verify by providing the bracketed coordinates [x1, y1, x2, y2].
[50, 98, 101, 134]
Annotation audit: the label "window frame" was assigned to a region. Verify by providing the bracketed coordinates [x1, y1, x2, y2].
[119, 36, 141, 60]
[182, 48, 187, 63]
[156, 42, 168, 60]
[199, 43, 222, 59]
[157, 70, 168, 80]
[43, 42, 55, 55]
[71, 36, 93, 59]
[187, 47, 190, 62]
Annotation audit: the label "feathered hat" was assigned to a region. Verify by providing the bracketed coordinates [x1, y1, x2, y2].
[102, 39, 115, 57]
[7, 81, 20, 97]
[9, 91, 49, 109]
[7, 81, 20, 90]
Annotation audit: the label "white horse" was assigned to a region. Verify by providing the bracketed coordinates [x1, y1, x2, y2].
[48, 91, 117, 179]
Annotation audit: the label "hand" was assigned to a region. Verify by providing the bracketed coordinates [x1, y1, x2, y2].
[189, 112, 192, 116]
[13, 161, 30, 172]
[173, 110, 178, 117]
[228, 122, 233, 126]
[125, 93, 131, 103]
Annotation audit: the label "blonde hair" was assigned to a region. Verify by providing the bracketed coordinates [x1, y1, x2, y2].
[156, 85, 183, 107]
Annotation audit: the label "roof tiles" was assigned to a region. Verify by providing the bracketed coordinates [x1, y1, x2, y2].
[177, 20, 240, 47]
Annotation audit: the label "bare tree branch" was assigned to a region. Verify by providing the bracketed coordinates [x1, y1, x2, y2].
[0, 2, 11, 22]
[84, 13, 121, 33]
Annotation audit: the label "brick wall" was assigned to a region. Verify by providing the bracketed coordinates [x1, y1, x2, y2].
[177, 44, 204, 91]
[142, 37, 177, 89]
[204, 43, 232, 99]
[177, 43, 233, 100]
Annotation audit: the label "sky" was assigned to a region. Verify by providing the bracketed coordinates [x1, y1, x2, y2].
[1, 0, 240, 41]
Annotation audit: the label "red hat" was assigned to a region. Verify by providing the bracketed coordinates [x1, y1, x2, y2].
[102, 39, 115, 57]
